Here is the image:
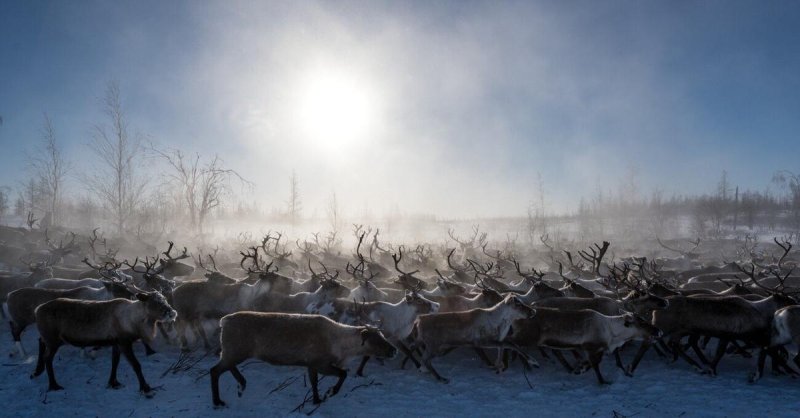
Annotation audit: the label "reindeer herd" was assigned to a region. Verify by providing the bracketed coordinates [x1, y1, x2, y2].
[2, 222, 800, 409]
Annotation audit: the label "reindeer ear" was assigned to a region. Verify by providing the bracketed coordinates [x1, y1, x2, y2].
[360, 328, 369, 346]
[136, 293, 150, 302]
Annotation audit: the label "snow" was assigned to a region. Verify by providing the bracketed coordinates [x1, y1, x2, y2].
[2, 328, 799, 417]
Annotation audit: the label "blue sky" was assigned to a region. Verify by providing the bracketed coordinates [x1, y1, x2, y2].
[1, 1, 799, 217]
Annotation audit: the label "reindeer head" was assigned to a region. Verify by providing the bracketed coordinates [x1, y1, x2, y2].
[158, 241, 194, 277]
[404, 291, 439, 314]
[137, 291, 177, 324]
[623, 313, 662, 340]
[392, 247, 428, 291]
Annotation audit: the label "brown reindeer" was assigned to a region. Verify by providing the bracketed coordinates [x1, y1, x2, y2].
[31, 291, 176, 396]
[210, 312, 397, 407]
[411, 294, 537, 382]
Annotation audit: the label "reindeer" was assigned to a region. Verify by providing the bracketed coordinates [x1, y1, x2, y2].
[195, 253, 238, 285]
[392, 247, 429, 291]
[261, 232, 299, 271]
[0, 260, 53, 307]
[87, 228, 119, 265]
[509, 308, 662, 384]
[770, 305, 800, 370]
[436, 283, 505, 313]
[210, 312, 397, 407]
[253, 272, 350, 314]
[346, 232, 392, 302]
[43, 229, 78, 264]
[31, 291, 176, 396]
[319, 291, 440, 375]
[7, 280, 133, 357]
[171, 246, 287, 350]
[35, 258, 130, 291]
[447, 225, 486, 261]
[421, 269, 469, 298]
[411, 294, 537, 382]
[629, 277, 797, 380]
[124, 257, 178, 299]
[153, 241, 194, 279]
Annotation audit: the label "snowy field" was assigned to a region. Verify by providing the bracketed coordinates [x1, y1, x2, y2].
[2, 327, 799, 418]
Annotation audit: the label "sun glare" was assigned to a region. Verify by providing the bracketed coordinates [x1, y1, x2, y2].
[296, 69, 373, 148]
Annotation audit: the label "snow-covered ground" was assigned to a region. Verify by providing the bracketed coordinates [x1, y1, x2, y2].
[2, 327, 799, 418]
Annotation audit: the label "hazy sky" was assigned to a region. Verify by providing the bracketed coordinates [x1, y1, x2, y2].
[1, 1, 799, 218]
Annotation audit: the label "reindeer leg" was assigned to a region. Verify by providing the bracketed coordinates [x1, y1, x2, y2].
[210, 359, 233, 407]
[651, 341, 667, 358]
[420, 349, 449, 383]
[750, 347, 768, 383]
[699, 335, 711, 350]
[613, 348, 631, 376]
[689, 335, 711, 365]
[729, 340, 752, 358]
[538, 348, 551, 360]
[326, 366, 348, 397]
[192, 321, 212, 351]
[397, 341, 421, 369]
[669, 337, 704, 371]
[473, 348, 494, 368]
[586, 349, 610, 385]
[107, 345, 123, 389]
[571, 350, 590, 374]
[142, 342, 156, 356]
[769, 346, 795, 375]
[31, 338, 46, 379]
[552, 350, 575, 372]
[502, 343, 539, 369]
[627, 340, 651, 375]
[356, 356, 370, 377]
[177, 321, 191, 352]
[308, 368, 322, 404]
[10, 321, 26, 358]
[704, 338, 728, 376]
[230, 365, 246, 397]
[44, 342, 64, 391]
[768, 347, 798, 378]
[120, 342, 153, 396]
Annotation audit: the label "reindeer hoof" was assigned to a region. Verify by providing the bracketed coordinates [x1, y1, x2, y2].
[213, 400, 227, 408]
[108, 381, 123, 389]
[237, 384, 245, 397]
[748, 372, 761, 383]
[140, 385, 155, 398]
[49, 384, 64, 391]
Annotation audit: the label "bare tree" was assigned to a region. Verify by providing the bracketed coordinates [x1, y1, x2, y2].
[773, 170, 800, 233]
[0, 186, 9, 224]
[526, 172, 546, 246]
[327, 191, 340, 234]
[152, 147, 248, 233]
[27, 114, 70, 226]
[84, 82, 147, 235]
[286, 170, 302, 226]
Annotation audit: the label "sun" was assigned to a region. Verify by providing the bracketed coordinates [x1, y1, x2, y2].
[296, 69, 374, 148]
